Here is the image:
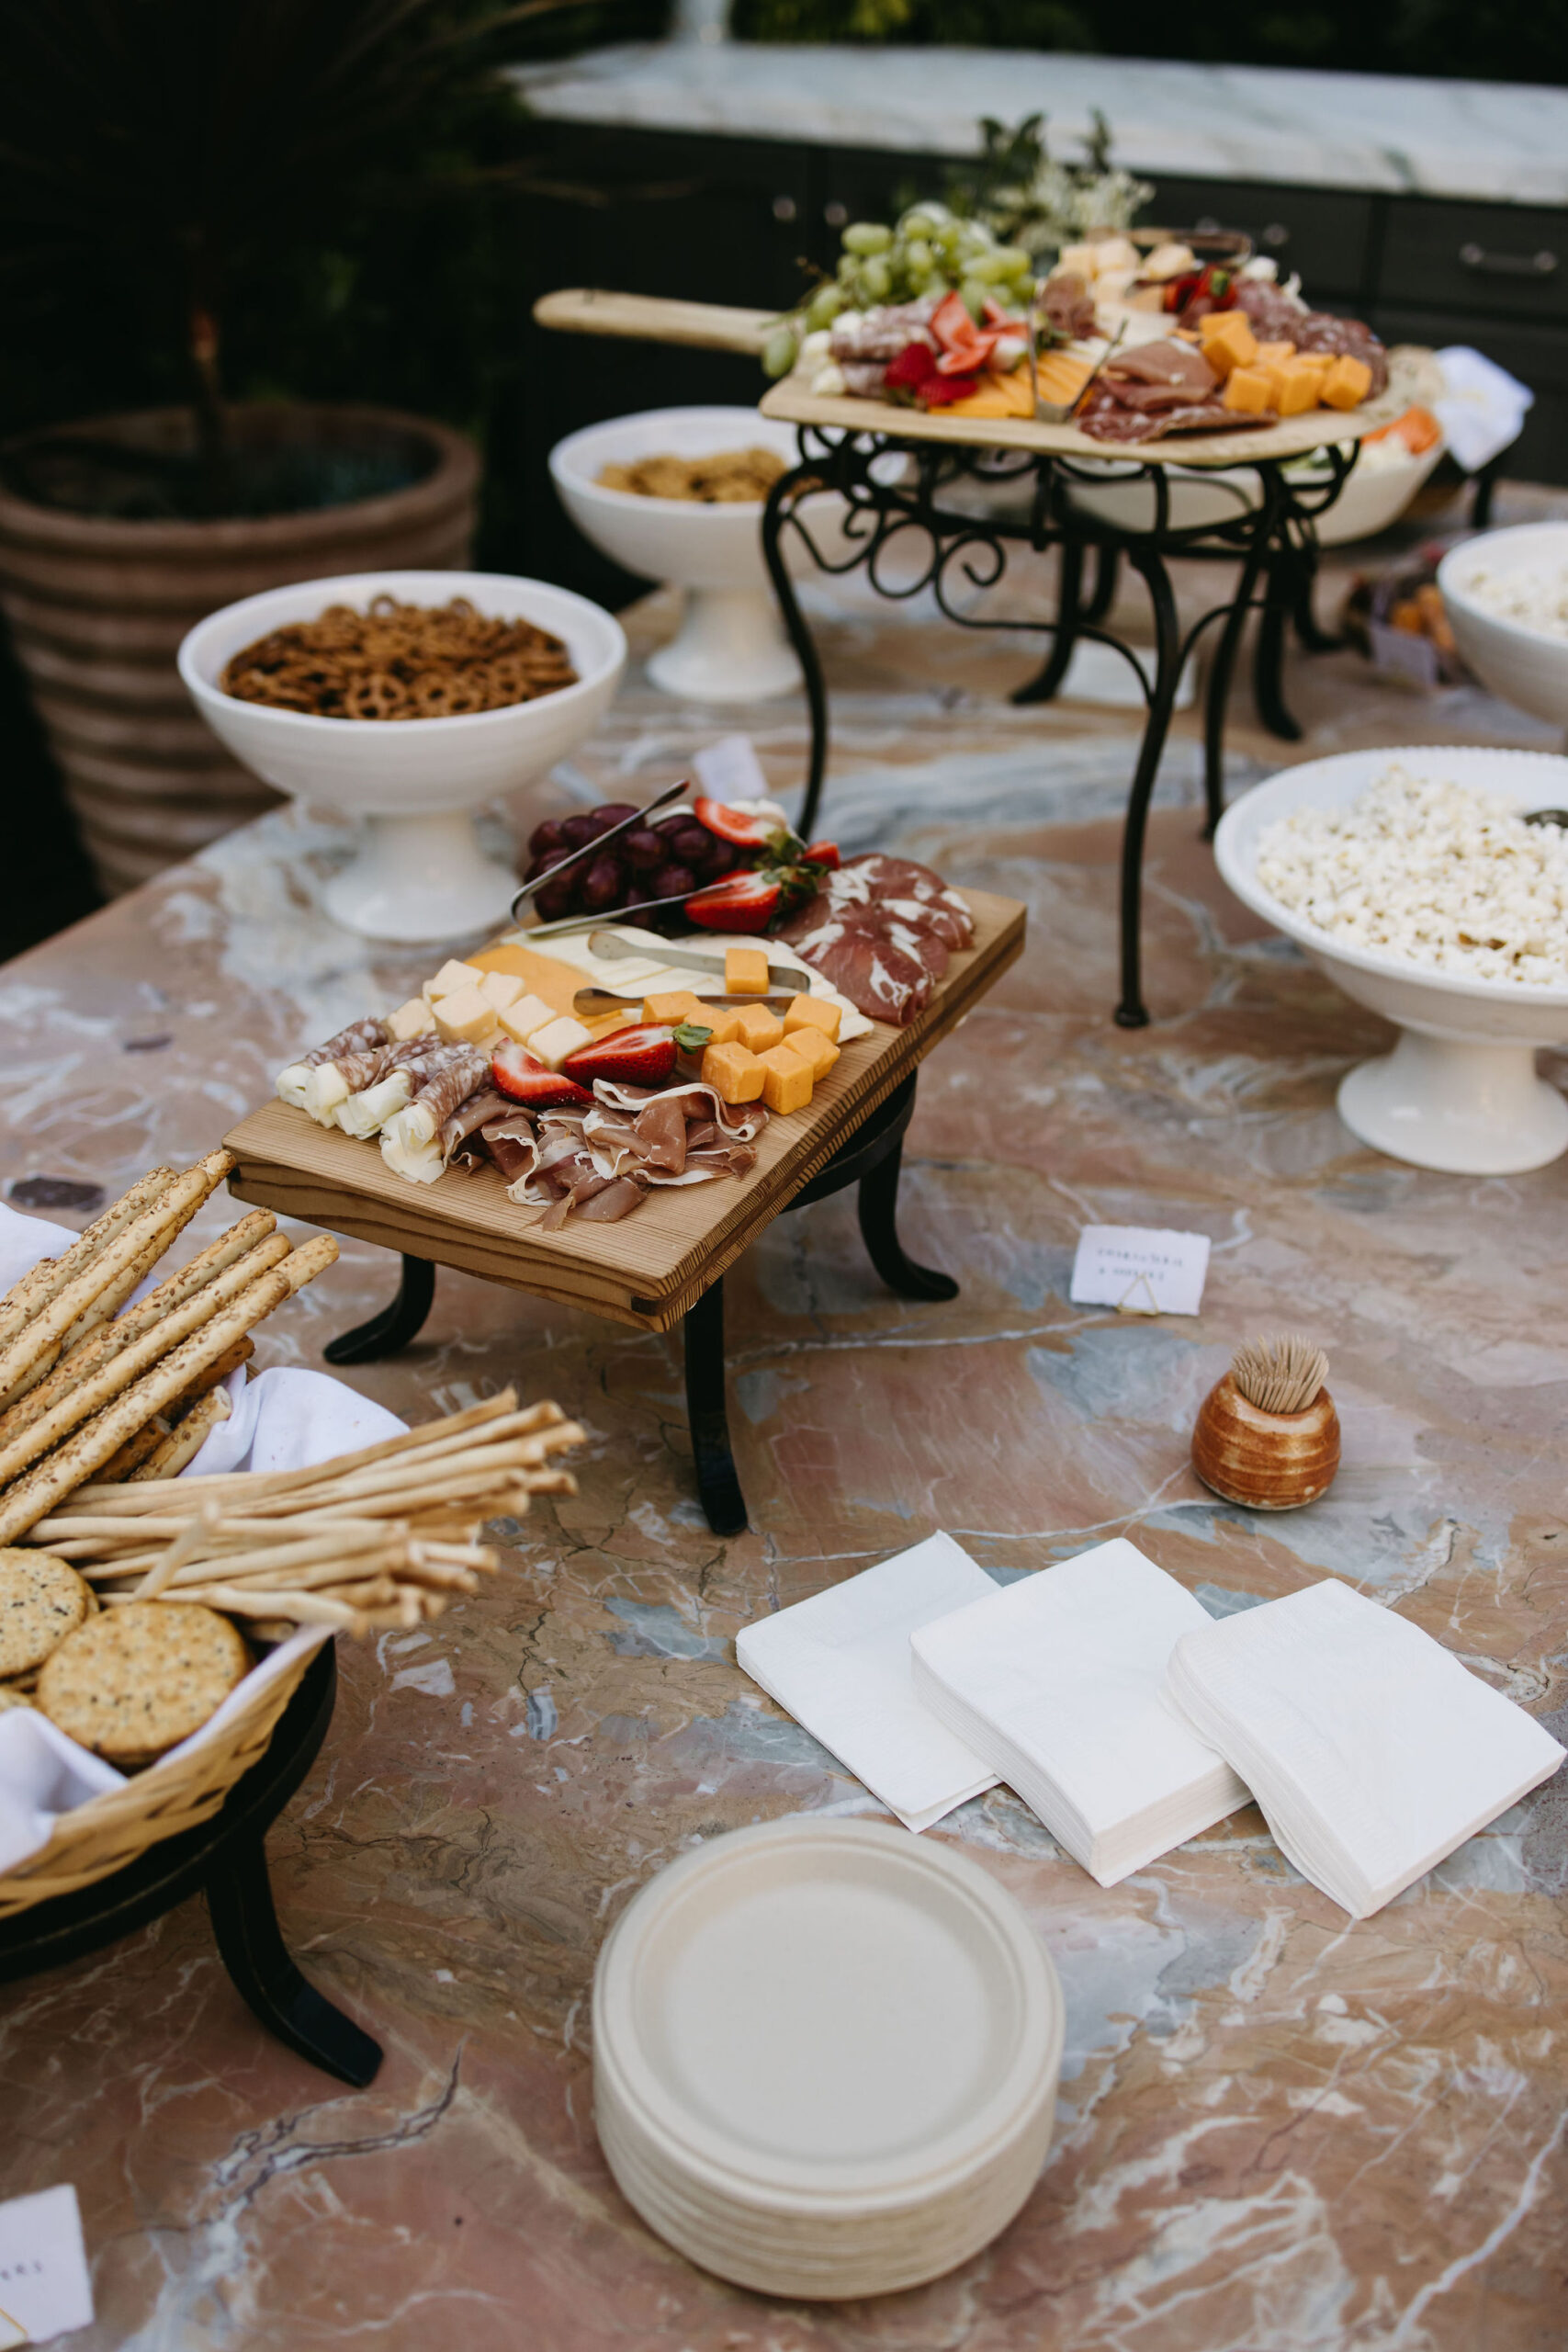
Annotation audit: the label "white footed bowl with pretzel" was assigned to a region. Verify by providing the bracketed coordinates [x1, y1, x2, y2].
[179, 570, 626, 944]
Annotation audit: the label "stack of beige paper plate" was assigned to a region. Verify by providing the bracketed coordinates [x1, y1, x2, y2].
[592, 1816, 1065, 2299]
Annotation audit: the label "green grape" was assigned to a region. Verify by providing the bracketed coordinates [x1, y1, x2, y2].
[859, 254, 892, 302]
[904, 239, 933, 277]
[966, 251, 1013, 283]
[806, 284, 844, 331]
[762, 323, 798, 379]
[837, 254, 859, 284]
[958, 278, 990, 323]
[996, 246, 1033, 277]
[841, 220, 892, 256]
[935, 220, 963, 254]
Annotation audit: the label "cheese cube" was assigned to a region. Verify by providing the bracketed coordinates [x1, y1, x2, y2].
[726, 947, 771, 996]
[433, 984, 502, 1046]
[496, 992, 556, 1046]
[1197, 311, 1258, 379]
[1254, 339, 1296, 368]
[702, 1042, 765, 1104]
[426, 958, 482, 1001]
[643, 989, 705, 1025]
[388, 997, 437, 1041]
[690, 1008, 742, 1047]
[1273, 357, 1325, 415]
[780, 1026, 840, 1080]
[1223, 367, 1275, 415]
[527, 1014, 595, 1071]
[1320, 354, 1373, 411]
[733, 1004, 784, 1053]
[757, 1044, 813, 1114]
[783, 993, 841, 1043]
[478, 969, 524, 1015]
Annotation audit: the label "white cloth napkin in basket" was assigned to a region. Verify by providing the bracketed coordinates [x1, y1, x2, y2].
[909, 1539, 1250, 1884]
[735, 1532, 999, 1831]
[1161, 1577, 1565, 1918]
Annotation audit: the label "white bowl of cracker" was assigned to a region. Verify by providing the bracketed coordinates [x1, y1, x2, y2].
[179, 569, 626, 944]
[549, 407, 807, 704]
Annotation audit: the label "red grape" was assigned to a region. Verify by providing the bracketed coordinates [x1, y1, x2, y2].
[651, 862, 696, 901]
[528, 818, 565, 857]
[592, 802, 640, 829]
[534, 874, 575, 922]
[622, 828, 666, 871]
[581, 853, 625, 911]
[560, 811, 601, 848]
[704, 837, 740, 876]
[670, 823, 716, 869]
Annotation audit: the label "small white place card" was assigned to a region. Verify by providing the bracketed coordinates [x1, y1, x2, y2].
[692, 733, 771, 803]
[1069, 1226, 1211, 1317]
[0, 2186, 93, 2344]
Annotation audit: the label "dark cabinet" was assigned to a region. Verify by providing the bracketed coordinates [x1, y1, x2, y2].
[1380, 198, 1565, 324]
[1148, 176, 1377, 304]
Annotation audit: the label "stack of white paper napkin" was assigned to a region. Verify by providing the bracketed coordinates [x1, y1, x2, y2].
[735, 1532, 998, 1831]
[1163, 1577, 1565, 1917]
[909, 1540, 1250, 1885]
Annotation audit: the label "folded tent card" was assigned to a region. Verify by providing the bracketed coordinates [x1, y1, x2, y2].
[1162, 1578, 1565, 1918]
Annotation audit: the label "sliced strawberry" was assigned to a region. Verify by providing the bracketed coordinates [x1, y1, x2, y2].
[804, 839, 840, 870]
[692, 796, 780, 851]
[491, 1044, 593, 1110]
[921, 372, 982, 406]
[685, 872, 783, 933]
[560, 1024, 679, 1089]
[885, 341, 939, 391]
[930, 290, 975, 353]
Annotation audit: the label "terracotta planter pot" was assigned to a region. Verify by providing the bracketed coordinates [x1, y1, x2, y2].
[0, 403, 479, 894]
[1190, 1373, 1341, 1510]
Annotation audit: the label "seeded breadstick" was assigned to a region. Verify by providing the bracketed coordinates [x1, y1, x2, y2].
[0, 1151, 234, 1411]
[129, 1383, 235, 1484]
[0, 1166, 177, 1352]
[60, 1180, 213, 1348]
[0, 1234, 290, 1491]
[0, 1234, 336, 1544]
[0, 1213, 276, 1453]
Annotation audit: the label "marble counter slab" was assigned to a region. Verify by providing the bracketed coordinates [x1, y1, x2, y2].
[2, 510, 1568, 2347]
[512, 40, 1568, 206]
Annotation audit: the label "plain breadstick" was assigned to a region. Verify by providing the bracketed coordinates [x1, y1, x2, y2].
[0, 1233, 336, 1544]
[0, 1165, 176, 1351]
[0, 1150, 234, 1409]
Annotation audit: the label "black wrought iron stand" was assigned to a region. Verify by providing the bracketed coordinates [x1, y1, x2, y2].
[0, 1645, 381, 2088]
[761, 431, 1355, 1028]
[325, 1073, 953, 1540]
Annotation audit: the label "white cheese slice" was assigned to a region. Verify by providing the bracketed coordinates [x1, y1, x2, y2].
[526, 1014, 595, 1070]
[302, 1066, 350, 1125]
[389, 997, 437, 1041]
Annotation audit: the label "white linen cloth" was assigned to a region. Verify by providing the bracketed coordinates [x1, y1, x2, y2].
[1433, 345, 1534, 474]
[735, 1532, 999, 1831]
[909, 1539, 1250, 1884]
[1162, 1577, 1565, 1919]
[0, 1198, 405, 1875]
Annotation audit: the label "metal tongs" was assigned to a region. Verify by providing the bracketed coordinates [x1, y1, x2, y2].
[508, 777, 689, 925]
[1028, 287, 1126, 425]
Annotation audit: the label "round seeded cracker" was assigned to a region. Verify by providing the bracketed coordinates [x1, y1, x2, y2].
[38, 1602, 251, 1766]
[0, 1548, 93, 1675]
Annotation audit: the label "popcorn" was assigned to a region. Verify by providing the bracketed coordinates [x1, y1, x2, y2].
[1464, 561, 1568, 643]
[1256, 768, 1568, 987]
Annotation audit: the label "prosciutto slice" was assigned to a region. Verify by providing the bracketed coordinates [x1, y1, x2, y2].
[442, 1087, 512, 1166]
[507, 1078, 767, 1224]
[478, 1108, 539, 1185]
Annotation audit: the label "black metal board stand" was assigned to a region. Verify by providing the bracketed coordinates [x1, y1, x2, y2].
[0, 1645, 381, 2088]
[761, 431, 1355, 1029]
[325, 1074, 954, 1541]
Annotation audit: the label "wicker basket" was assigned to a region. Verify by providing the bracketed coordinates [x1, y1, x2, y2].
[0, 1642, 316, 1919]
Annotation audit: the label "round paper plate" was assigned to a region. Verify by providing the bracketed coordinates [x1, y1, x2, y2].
[592, 1818, 1063, 2292]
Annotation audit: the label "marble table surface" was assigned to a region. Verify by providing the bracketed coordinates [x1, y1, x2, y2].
[3, 493, 1568, 2349]
[512, 40, 1568, 205]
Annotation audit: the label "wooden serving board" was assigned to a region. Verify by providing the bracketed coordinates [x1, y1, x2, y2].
[760, 371, 1414, 468]
[533, 288, 775, 356]
[222, 890, 1025, 1335]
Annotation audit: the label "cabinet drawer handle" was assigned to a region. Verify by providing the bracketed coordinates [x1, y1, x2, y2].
[1459, 241, 1558, 278]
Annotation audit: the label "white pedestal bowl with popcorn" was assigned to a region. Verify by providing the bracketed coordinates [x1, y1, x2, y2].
[1214, 746, 1568, 1174]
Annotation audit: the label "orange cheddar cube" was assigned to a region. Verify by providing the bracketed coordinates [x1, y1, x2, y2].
[692, 1007, 742, 1047]
[1273, 357, 1326, 415]
[757, 1044, 813, 1114]
[1319, 354, 1373, 411]
[733, 1003, 784, 1053]
[783, 993, 841, 1043]
[643, 989, 705, 1024]
[1223, 367, 1275, 415]
[780, 1026, 840, 1080]
[701, 1042, 765, 1104]
[1196, 311, 1258, 379]
[725, 946, 771, 996]
[1254, 339, 1296, 368]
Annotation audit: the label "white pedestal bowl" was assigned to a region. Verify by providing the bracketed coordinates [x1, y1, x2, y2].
[1438, 523, 1568, 731]
[180, 571, 625, 943]
[549, 408, 805, 704]
[1214, 745, 1568, 1175]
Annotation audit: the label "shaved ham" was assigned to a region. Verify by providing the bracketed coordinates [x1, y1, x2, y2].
[479, 1109, 538, 1184]
[589, 1078, 769, 1142]
[573, 1175, 650, 1223]
[442, 1087, 511, 1166]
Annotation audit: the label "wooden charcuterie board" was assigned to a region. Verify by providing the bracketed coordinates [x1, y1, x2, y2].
[221, 890, 1026, 1334]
